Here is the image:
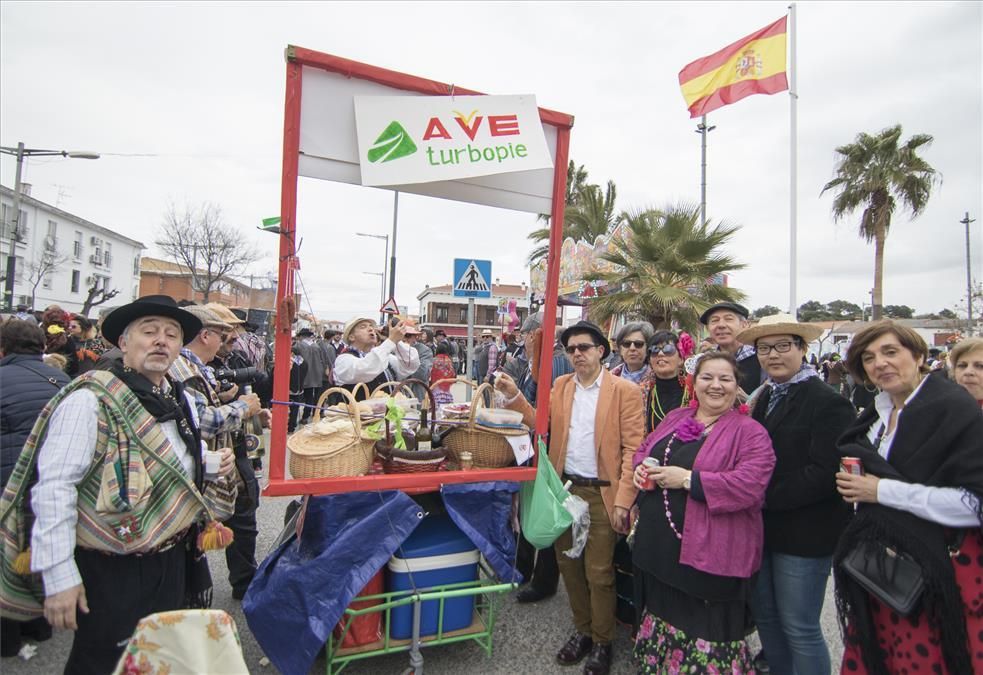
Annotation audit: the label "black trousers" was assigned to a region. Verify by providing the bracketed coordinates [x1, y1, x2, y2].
[225, 455, 259, 597]
[65, 545, 186, 675]
[288, 392, 304, 432]
[300, 387, 319, 422]
[515, 532, 559, 594]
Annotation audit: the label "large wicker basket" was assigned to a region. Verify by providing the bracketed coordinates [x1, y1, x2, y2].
[440, 383, 518, 469]
[287, 387, 374, 479]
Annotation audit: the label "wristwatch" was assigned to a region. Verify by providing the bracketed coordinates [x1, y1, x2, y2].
[682, 473, 692, 491]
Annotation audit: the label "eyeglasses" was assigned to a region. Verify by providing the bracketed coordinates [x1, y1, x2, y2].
[649, 343, 678, 356]
[620, 339, 646, 349]
[565, 343, 597, 355]
[757, 341, 796, 355]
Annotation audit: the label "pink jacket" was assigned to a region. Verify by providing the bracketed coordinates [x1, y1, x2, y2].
[634, 406, 776, 578]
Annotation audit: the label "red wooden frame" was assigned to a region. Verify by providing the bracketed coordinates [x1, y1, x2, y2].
[264, 45, 571, 497]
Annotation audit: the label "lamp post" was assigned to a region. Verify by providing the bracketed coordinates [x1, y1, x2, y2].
[356, 231, 389, 322]
[1, 142, 100, 310]
[362, 271, 385, 322]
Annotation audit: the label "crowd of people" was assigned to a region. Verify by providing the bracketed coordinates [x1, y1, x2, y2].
[1, 294, 982, 674]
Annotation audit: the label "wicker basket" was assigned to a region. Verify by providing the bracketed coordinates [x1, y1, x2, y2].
[371, 378, 445, 473]
[287, 387, 375, 479]
[440, 383, 519, 469]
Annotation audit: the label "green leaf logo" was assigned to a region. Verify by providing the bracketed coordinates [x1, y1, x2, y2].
[367, 121, 417, 163]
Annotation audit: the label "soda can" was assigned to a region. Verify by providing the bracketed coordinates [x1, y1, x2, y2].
[642, 457, 661, 490]
[841, 457, 864, 476]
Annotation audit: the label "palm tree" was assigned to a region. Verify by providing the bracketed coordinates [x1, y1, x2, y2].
[527, 162, 619, 265]
[820, 124, 938, 320]
[584, 204, 746, 333]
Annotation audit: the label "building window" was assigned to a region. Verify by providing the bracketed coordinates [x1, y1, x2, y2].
[71, 270, 81, 293]
[73, 231, 82, 259]
[104, 242, 113, 267]
[42, 273, 53, 289]
[14, 256, 24, 282]
[47, 220, 57, 237]
[1, 205, 28, 240]
[435, 306, 448, 323]
[458, 307, 467, 323]
[133, 255, 140, 275]
[485, 307, 497, 325]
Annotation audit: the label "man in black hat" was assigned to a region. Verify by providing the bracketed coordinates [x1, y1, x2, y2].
[494, 320, 644, 675]
[699, 301, 764, 395]
[1, 295, 238, 674]
[292, 327, 325, 425]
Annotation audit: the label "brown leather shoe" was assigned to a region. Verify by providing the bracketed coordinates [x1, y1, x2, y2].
[583, 642, 612, 675]
[556, 632, 593, 666]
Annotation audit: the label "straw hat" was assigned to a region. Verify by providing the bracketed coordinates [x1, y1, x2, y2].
[735, 313, 823, 345]
[343, 316, 377, 343]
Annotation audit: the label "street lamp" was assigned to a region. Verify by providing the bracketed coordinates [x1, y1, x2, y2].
[362, 271, 385, 322]
[356, 231, 389, 321]
[1, 142, 100, 310]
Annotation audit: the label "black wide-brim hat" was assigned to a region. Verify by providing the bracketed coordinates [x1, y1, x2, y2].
[560, 320, 611, 359]
[699, 301, 750, 326]
[100, 295, 203, 347]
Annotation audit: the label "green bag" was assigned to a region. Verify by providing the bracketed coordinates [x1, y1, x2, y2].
[520, 440, 574, 550]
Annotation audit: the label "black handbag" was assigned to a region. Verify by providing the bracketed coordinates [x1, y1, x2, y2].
[841, 540, 925, 616]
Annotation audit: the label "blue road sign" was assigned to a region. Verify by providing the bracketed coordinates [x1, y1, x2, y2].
[453, 259, 492, 298]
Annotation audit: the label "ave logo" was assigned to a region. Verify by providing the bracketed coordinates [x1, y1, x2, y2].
[354, 94, 553, 187]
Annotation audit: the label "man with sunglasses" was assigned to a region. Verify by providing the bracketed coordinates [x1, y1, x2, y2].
[168, 305, 267, 601]
[496, 320, 644, 675]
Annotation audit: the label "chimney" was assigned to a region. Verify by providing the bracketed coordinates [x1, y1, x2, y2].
[20, 183, 32, 196]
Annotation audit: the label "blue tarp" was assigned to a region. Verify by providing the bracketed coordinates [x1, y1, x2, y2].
[242, 491, 423, 675]
[441, 481, 523, 584]
[243, 482, 522, 674]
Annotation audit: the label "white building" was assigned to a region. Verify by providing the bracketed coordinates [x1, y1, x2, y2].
[417, 282, 530, 337]
[1, 184, 145, 315]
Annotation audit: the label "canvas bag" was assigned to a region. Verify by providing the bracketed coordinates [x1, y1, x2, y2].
[519, 440, 573, 549]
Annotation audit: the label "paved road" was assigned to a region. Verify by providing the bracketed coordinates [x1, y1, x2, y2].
[4, 489, 845, 674]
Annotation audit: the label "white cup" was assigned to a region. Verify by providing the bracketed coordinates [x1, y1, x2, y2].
[204, 450, 221, 481]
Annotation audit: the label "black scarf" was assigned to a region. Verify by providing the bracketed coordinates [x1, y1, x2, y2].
[833, 375, 983, 675]
[107, 363, 213, 608]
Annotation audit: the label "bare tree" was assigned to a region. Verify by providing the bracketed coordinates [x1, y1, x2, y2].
[81, 282, 119, 317]
[155, 202, 262, 302]
[26, 249, 70, 310]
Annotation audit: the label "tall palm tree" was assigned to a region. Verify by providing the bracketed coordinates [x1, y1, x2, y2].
[820, 124, 938, 320]
[584, 204, 746, 333]
[527, 162, 619, 265]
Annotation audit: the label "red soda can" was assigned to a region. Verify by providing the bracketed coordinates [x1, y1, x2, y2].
[841, 457, 864, 476]
[642, 457, 661, 490]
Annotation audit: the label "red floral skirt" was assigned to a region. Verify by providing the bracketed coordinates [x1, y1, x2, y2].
[841, 529, 983, 674]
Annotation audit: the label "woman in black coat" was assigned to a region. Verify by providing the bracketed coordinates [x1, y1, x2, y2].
[738, 315, 856, 675]
[833, 321, 983, 675]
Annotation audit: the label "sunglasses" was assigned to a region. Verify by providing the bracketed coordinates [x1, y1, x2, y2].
[620, 339, 646, 349]
[565, 343, 598, 355]
[649, 343, 678, 356]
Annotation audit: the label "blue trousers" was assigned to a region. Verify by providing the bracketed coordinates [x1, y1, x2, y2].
[750, 551, 832, 675]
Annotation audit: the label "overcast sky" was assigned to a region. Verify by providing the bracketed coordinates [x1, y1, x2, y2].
[2, 1, 980, 320]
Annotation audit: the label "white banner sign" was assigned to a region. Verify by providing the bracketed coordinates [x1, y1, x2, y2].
[353, 94, 553, 187]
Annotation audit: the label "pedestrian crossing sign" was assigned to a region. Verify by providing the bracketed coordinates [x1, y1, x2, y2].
[453, 259, 492, 298]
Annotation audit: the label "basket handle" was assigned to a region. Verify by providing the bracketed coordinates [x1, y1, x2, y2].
[370, 380, 416, 400]
[312, 386, 363, 437]
[432, 376, 476, 391]
[468, 382, 496, 430]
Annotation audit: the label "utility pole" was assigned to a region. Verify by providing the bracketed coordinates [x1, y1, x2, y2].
[961, 212, 976, 336]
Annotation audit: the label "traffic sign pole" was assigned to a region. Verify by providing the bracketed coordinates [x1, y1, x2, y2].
[466, 297, 474, 402]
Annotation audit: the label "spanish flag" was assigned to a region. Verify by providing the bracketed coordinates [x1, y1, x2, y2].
[679, 16, 789, 118]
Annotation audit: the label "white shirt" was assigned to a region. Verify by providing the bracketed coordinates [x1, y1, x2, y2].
[332, 339, 420, 385]
[868, 377, 979, 527]
[30, 387, 203, 596]
[564, 369, 603, 478]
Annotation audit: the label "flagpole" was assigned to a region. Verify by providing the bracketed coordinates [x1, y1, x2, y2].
[697, 116, 716, 226]
[788, 3, 798, 315]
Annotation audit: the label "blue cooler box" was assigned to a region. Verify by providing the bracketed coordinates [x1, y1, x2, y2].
[387, 514, 479, 639]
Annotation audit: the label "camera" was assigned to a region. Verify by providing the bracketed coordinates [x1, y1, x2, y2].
[214, 366, 265, 392]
